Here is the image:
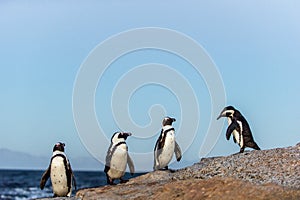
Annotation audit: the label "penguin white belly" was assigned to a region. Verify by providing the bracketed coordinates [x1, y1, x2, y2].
[108, 144, 128, 179]
[50, 156, 70, 197]
[236, 121, 244, 147]
[157, 132, 175, 168]
[232, 130, 242, 147]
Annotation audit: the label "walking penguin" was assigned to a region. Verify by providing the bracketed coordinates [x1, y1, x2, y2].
[153, 117, 182, 170]
[217, 106, 261, 153]
[40, 142, 76, 197]
[104, 132, 135, 185]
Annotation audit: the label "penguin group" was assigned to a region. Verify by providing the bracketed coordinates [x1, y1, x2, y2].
[40, 106, 260, 197]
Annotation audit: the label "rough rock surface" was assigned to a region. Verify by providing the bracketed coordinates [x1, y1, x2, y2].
[173, 143, 300, 188]
[39, 143, 300, 199]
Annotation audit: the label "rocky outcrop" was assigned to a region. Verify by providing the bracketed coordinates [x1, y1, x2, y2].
[76, 143, 300, 199]
[76, 173, 300, 200]
[173, 143, 300, 188]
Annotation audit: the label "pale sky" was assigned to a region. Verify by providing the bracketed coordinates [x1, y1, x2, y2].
[1, 1, 300, 171]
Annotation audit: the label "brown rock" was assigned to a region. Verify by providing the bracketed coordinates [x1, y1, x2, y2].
[76, 143, 300, 200]
[77, 177, 300, 200]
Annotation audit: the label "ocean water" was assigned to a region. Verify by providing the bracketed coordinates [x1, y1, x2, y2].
[0, 169, 144, 200]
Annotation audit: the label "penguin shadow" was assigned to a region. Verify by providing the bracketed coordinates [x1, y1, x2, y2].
[153, 169, 178, 173]
[105, 172, 146, 186]
[231, 150, 256, 156]
[109, 177, 130, 186]
[165, 169, 177, 173]
[155, 166, 178, 173]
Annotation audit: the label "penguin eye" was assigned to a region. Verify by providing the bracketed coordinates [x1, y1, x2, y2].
[226, 111, 233, 117]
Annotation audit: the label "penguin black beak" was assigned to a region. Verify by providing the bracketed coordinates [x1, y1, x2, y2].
[217, 114, 223, 120]
[124, 132, 132, 137]
[121, 132, 132, 140]
[172, 118, 176, 122]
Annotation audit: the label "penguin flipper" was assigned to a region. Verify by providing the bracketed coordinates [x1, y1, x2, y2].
[226, 120, 239, 140]
[72, 172, 77, 191]
[153, 130, 162, 170]
[127, 154, 135, 175]
[154, 129, 164, 151]
[104, 143, 114, 173]
[174, 141, 182, 162]
[104, 165, 110, 173]
[68, 163, 77, 191]
[40, 166, 50, 190]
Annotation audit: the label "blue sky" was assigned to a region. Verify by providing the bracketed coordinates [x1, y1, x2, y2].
[1, 1, 300, 171]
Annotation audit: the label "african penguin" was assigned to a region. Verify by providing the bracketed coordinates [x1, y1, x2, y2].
[153, 117, 182, 171]
[217, 106, 261, 153]
[104, 132, 135, 185]
[40, 142, 76, 197]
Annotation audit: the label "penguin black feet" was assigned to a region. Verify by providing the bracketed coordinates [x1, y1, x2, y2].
[158, 166, 169, 171]
[108, 180, 116, 185]
[237, 144, 260, 154]
[120, 178, 129, 184]
[157, 166, 176, 173]
[164, 166, 176, 173]
[239, 147, 245, 153]
[106, 174, 116, 185]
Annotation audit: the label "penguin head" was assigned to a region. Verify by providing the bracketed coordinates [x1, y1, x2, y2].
[111, 132, 132, 144]
[53, 142, 65, 152]
[217, 106, 236, 120]
[162, 117, 176, 126]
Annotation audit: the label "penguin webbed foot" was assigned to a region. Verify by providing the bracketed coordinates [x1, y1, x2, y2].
[239, 147, 245, 153]
[120, 178, 129, 184]
[108, 181, 116, 185]
[165, 166, 177, 173]
[161, 166, 176, 173]
[154, 166, 177, 172]
[232, 149, 244, 155]
[106, 176, 116, 185]
[157, 166, 169, 171]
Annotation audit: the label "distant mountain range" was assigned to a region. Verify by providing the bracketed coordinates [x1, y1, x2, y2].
[0, 148, 197, 172]
[0, 148, 103, 171]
